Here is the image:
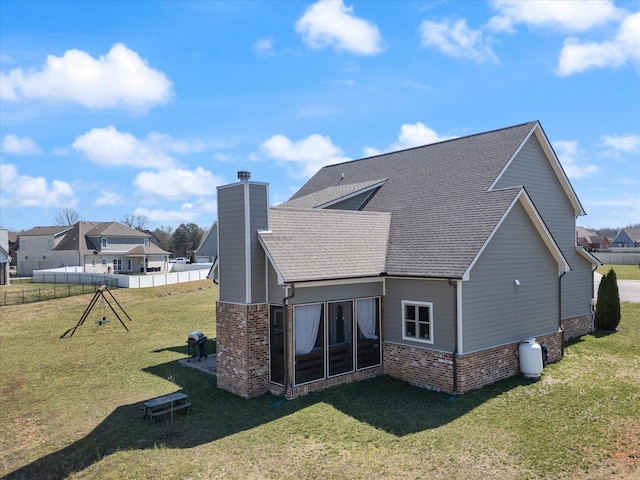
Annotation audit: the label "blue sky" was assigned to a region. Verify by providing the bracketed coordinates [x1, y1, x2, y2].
[1, 0, 638, 233]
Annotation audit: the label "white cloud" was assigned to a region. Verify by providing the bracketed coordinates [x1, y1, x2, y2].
[133, 205, 199, 223]
[254, 38, 274, 55]
[420, 19, 498, 63]
[600, 133, 640, 156]
[133, 166, 224, 199]
[362, 146, 382, 157]
[72, 126, 176, 169]
[261, 133, 351, 178]
[556, 12, 640, 76]
[553, 140, 599, 178]
[94, 190, 123, 207]
[0, 43, 172, 113]
[0, 134, 41, 155]
[391, 122, 456, 150]
[364, 122, 455, 156]
[0, 162, 76, 207]
[296, 0, 383, 55]
[487, 0, 623, 33]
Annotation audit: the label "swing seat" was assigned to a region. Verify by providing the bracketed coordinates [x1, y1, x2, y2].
[95, 316, 111, 326]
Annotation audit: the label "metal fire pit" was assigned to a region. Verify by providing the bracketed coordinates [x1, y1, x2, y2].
[186, 331, 207, 362]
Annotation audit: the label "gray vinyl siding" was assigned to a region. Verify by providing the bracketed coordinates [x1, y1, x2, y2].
[288, 281, 383, 305]
[267, 262, 286, 304]
[561, 250, 594, 319]
[326, 190, 375, 211]
[384, 278, 456, 352]
[197, 224, 218, 259]
[462, 201, 558, 353]
[494, 135, 592, 319]
[249, 183, 269, 303]
[89, 236, 148, 251]
[217, 183, 247, 303]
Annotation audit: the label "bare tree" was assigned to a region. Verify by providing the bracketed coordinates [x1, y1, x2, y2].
[55, 208, 79, 226]
[121, 213, 149, 231]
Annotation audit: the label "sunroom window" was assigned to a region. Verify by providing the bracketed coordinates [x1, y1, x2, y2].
[290, 297, 382, 387]
[402, 300, 433, 344]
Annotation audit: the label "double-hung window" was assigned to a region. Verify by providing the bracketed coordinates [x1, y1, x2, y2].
[101, 237, 108, 248]
[402, 300, 433, 344]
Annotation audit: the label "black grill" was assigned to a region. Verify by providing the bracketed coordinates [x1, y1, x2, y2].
[186, 331, 207, 362]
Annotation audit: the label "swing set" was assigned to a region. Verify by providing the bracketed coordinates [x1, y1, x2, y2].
[60, 285, 132, 339]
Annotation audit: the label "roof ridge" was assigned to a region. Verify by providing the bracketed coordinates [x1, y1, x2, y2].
[321, 120, 539, 169]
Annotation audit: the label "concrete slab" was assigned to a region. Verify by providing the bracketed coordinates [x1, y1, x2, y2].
[178, 354, 217, 376]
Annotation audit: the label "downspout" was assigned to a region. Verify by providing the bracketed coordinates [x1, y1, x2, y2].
[448, 278, 458, 395]
[280, 283, 295, 397]
[558, 271, 566, 357]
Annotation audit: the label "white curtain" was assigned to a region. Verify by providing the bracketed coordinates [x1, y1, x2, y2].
[357, 298, 378, 339]
[294, 304, 322, 355]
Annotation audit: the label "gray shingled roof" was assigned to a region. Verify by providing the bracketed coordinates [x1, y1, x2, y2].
[55, 221, 153, 254]
[19, 226, 72, 237]
[259, 208, 391, 283]
[126, 244, 171, 255]
[278, 121, 539, 279]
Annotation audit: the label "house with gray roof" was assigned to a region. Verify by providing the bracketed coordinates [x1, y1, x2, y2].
[612, 227, 640, 247]
[214, 121, 599, 399]
[0, 229, 10, 285]
[576, 226, 609, 251]
[17, 221, 170, 276]
[195, 222, 218, 263]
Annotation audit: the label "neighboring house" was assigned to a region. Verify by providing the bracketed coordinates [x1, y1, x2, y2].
[0, 229, 10, 285]
[611, 227, 640, 247]
[576, 226, 609, 250]
[16, 225, 72, 276]
[214, 121, 599, 400]
[17, 221, 170, 276]
[195, 222, 217, 263]
[8, 231, 18, 266]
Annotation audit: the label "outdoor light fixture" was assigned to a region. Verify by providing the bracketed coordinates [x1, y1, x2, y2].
[514, 279, 521, 286]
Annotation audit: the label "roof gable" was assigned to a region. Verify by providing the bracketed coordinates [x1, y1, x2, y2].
[284, 179, 387, 209]
[463, 189, 570, 280]
[490, 122, 585, 216]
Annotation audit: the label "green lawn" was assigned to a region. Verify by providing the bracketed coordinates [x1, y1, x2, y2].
[597, 264, 640, 281]
[1, 281, 638, 479]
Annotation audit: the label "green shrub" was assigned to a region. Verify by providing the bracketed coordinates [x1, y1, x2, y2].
[595, 268, 621, 331]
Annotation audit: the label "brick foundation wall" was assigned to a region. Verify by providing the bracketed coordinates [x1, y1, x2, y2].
[383, 329, 564, 395]
[216, 301, 269, 398]
[383, 343, 455, 393]
[561, 313, 595, 341]
[271, 366, 383, 400]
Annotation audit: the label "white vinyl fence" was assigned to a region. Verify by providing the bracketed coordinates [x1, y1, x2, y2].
[592, 251, 640, 266]
[33, 265, 212, 289]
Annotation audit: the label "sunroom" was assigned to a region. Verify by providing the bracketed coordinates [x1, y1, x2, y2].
[269, 296, 382, 388]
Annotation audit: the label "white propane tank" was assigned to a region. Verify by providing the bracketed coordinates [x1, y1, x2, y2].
[519, 338, 543, 379]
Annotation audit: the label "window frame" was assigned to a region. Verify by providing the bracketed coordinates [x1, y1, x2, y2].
[101, 237, 108, 248]
[113, 259, 122, 271]
[401, 300, 434, 344]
